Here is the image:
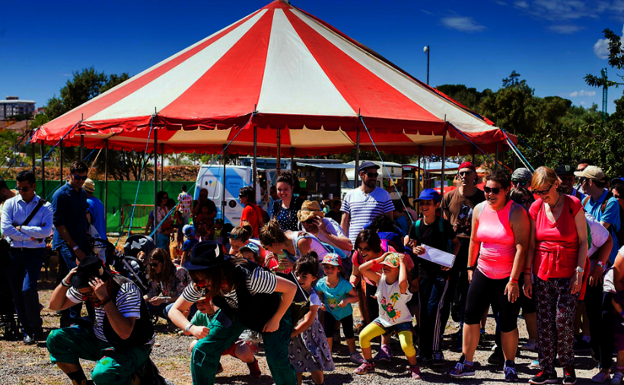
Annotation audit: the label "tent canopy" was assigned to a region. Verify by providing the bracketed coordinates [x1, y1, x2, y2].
[32, 0, 511, 156]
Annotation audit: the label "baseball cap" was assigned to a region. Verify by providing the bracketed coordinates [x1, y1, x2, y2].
[83, 178, 95, 193]
[414, 188, 441, 203]
[555, 165, 575, 176]
[574, 165, 606, 182]
[358, 161, 380, 173]
[511, 168, 533, 182]
[611, 177, 624, 187]
[321, 253, 342, 267]
[458, 162, 476, 172]
[183, 224, 195, 237]
[239, 242, 260, 256]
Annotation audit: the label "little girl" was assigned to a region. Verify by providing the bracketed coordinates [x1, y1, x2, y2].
[357, 252, 421, 380]
[316, 253, 363, 364]
[290, 254, 334, 385]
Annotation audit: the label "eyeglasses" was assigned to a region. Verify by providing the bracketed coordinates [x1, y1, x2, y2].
[533, 185, 553, 196]
[72, 174, 88, 181]
[484, 186, 502, 195]
[512, 180, 528, 186]
[15, 186, 30, 192]
[365, 172, 378, 178]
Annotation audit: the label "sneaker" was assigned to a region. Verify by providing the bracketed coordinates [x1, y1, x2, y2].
[504, 365, 519, 382]
[217, 362, 224, 375]
[611, 372, 623, 385]
[247, 359, 261, 378]
[23, 334, 35, 345]
[563, 366, 577, 385]
[529, 360, 540, 369]
[573, 338, 591, 354]
[431, 351, 445, 367]
[354, 361, 375, 374]
[521, 338, 538, 352]
[409, 364, 422, 380]
[449, 357, 475, 378]
[374, 345, 392, 362]
[350, 352, 365, 364]
[488, 349, 505, 366]
[529, 371, 558, 384]
[593, 371, 611, 383]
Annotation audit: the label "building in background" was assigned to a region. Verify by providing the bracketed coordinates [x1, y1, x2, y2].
[0, 96, 36, 120]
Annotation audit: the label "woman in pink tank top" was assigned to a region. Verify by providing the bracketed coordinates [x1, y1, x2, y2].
[449, 170, 530, 381]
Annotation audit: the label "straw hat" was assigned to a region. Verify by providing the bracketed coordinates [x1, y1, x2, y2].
[297, 200, 325, 223]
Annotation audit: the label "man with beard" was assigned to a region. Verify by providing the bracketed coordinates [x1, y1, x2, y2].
[298, 200, 352, 257]
[439, 162, 485, 352]
[557, 164, 584, 200]
[341, 162, 394, 248]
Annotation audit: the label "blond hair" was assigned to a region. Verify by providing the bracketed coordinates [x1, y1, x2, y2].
[531, 166, 561, 191]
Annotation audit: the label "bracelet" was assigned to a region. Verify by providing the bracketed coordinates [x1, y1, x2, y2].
[61, 278, 71, 287]
[597, 261, 606, 269]
[510, 277, 519, 283]
[72, 245, 79, 251]
[185, 323, 193, 333]
[99, 297, 112, 307]
[466, 266, 475, 271]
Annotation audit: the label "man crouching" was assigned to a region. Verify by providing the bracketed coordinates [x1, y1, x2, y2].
[47, 256, 154, 385]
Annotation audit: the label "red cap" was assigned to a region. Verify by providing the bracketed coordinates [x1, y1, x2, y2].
[459, 162, 476, 171]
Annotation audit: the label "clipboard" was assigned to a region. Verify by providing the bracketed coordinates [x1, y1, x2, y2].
[416, 244, 456, 268]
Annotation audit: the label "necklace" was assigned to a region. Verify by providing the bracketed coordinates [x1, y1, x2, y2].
[548, 192, 562, 210]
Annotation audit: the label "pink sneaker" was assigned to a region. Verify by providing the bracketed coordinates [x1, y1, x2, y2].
[355, 361, 375, 374]
[409, 364, 422, 380]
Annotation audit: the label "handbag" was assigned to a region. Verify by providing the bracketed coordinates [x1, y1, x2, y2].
[0, 198, 46, 269]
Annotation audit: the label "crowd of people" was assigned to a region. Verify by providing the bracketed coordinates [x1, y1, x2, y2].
[3, 157, 624, 385]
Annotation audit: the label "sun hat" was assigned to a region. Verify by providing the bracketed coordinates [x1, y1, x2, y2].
[321, 253, 342, 267]
[358, 161, 380, 173]
[70, 256, 111, 289]
[183, 241, 229, 271]
[297, 200, 325, 223]
[83, 178, 95, 193]
[574, 165, 606, 182]
[414, 188, 441, 203]
[378, 252, 415, 270]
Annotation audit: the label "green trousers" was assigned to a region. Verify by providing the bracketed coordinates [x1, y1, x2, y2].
[191, 310, 297, 385]
[47, 326, 150, 385]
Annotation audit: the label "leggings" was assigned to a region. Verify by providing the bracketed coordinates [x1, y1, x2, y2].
[323, 312, 354, 339]
[360, 322, 416, 357]
[464, 269, 520, 333]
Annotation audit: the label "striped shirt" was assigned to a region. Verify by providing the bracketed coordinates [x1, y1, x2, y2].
[181, 266, 277, 308]
[67, 282, 154, 344]
[341, 187, 394, 245]
[178, 192, 192, 214]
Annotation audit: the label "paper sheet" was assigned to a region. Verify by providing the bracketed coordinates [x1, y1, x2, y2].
[416, 244, 456, 268]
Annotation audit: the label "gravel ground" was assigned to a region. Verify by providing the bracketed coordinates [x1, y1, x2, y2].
[0, 277, 603, 384]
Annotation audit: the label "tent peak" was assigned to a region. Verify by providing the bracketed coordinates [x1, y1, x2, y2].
[264, 0, 292, 10]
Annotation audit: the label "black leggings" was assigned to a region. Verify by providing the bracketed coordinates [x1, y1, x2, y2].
[324, 312, 354, 339]
[465, 269, 520, 333]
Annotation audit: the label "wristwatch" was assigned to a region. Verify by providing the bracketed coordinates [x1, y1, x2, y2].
[597, 261, 606, 269]
[575, 266, 584, 274]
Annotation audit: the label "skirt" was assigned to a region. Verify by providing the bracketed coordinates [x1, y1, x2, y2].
[288, 317, 335, 373]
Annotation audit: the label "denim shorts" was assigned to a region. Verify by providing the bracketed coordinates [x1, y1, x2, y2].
[372, 318, 414, 334]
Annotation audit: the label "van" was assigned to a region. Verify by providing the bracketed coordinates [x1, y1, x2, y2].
[194, 165, 268, 225]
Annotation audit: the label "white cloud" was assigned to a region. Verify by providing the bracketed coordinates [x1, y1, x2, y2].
[548, 24, 583, 33]
[568, 89, 596, 97]
[594, 38, 610, 59]
[510, 0, 624, 21]
[440, 17, 486, 32]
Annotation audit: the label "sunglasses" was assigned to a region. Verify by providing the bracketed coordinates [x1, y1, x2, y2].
[149, 261, 160, 268]
[304, 217, 317, 224]
[15, 186, 30, 192]
[72, 174, 88, 181]
[227, 232, 240, 240]
[512, 180, 528, 186]
[484, 186, 502, 195]
[458, 171, 473, 176]
[365, 172, 378, 178]
[533, 185, 552, 196]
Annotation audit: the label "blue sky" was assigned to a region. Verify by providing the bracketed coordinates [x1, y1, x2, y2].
[1, 0, 623, 114]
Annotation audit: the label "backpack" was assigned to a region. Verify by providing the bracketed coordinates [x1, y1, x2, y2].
[412, 217, 452, 253]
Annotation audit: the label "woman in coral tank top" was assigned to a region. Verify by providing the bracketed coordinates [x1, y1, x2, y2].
[524, 167, 588, 385]
[449, 170, 530, 382]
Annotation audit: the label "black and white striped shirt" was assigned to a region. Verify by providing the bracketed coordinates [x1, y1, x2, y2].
[67, 282, 154, 344]
[181, 266, 277, 309]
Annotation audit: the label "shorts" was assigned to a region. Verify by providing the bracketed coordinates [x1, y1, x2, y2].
[221, 339, 242, 357]
[372, 319, 414, 334]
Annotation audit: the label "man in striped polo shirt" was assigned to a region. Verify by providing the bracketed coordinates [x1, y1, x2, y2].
[341, 162, 395, 251]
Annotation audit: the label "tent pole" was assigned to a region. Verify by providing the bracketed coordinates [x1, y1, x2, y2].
[154, 130, 158, 237]
[104, 139, 108, 219]
[60, 140, 64, 187]
[495, 142, 499, 170]
[290, 148, 295, 171]
[276, 128, 281, 176]
[80, 135, 84, 161]
[253, 125, 257, 192]
[472, 144, 476, 164]
[160, 143, 164, 191]
[417, 146, 421, 199]
[40, 142, 45, 198]
[354, 124, 361, 187]
[441, 133, 446, 196]
[222, 150, 227, 221]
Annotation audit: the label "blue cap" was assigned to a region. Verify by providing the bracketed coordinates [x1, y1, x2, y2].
[183, 224, 194, 237]
[414, 188, 441, 203]
[239, 242, 260, 255]
[358, 161, 380, 173]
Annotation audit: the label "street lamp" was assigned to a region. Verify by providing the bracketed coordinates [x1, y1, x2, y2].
[423, 45, 430, 85]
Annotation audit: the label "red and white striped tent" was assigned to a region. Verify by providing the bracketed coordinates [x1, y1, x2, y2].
[32, 0, 511, 156]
